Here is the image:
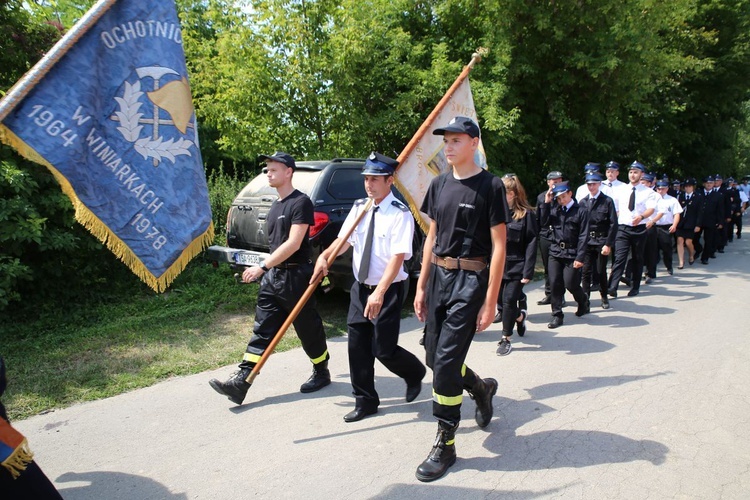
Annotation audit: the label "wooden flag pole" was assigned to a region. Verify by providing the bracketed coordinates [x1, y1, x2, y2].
[245, 198, 374, 384]
[0, 0, 119, 122]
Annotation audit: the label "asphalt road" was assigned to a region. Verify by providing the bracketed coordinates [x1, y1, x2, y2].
[15, 236, 750, 499]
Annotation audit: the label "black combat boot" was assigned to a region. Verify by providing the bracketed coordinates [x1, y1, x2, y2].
[415, 422, 458, 482]
[300, 358, 331, 393]
[209, 367, 252, 405]
[469, 377, 498, 428]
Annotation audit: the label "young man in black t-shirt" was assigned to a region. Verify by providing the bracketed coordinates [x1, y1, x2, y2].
[209, 152, 330, 405]
[413, 116, 510, 482]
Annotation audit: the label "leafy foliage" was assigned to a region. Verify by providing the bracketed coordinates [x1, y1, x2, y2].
[2, 0, 750, 310]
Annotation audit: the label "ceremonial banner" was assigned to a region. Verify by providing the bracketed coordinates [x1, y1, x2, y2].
[394, 53, 487, 232]
[0, 0, 213, 292]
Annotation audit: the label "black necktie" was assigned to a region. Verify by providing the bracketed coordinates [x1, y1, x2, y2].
[629, 186, 636, 212]
[358, 206, 379, 283]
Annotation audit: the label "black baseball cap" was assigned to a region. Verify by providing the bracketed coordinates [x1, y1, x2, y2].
[259, 151, 296, 170]
[432, 116, 481, 138]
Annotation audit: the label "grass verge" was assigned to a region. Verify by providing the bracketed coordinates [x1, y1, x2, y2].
[1, 261, 351, 421]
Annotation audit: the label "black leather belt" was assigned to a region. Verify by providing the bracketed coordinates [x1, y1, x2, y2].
[589, 231, 607, 238]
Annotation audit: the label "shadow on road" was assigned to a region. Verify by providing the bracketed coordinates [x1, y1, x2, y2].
[56, 471, 187, 500]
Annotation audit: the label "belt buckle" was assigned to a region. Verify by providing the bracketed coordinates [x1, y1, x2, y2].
[559, 242, 567, 249]
[589, 231, 596, 238]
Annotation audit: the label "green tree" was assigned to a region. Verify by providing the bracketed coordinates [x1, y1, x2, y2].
[485, 0, 713, 184]
[660, 0, 750, 179]
[0, 0, 142, 310]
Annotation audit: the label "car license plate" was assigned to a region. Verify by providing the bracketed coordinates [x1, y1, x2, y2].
[234, 252, 261, 266]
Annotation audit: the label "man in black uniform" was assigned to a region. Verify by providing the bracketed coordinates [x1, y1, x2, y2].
[539, 182, 590, 328]
[313, 153, 425, 423]
[725, 178, 742, 243]
[696, 176, 723, 265]
[536, 171, 565, 306]
[714, 174, 731, 253]
[209, 152, 331, 405]
[669, 179, 681, 198]
[413, 116, 509, 482]
[579, 173, 618, 310]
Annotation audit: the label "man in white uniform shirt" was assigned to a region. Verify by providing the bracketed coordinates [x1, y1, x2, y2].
[607, 161, 659, 297]
[600, 161, 625, 198]
[313, 152, 426, 423]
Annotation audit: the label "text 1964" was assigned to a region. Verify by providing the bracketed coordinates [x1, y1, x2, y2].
[27, 105, 78, 147]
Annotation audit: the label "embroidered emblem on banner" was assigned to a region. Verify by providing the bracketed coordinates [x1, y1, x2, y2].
[114, 66, 195, 167]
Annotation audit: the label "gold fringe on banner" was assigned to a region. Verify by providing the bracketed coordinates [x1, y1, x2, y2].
[0, 124, 215, 293]
[1, 437, 34, 479]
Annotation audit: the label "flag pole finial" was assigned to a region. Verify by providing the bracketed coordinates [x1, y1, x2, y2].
[469, 48, 489, 69]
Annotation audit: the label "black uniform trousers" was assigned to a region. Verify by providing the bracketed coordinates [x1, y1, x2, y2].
[241, 264, 328, 369]
[499, 279, 525, 335]
[548, 255, 586, 318]
[609, 225, 647, 293]
[582, 245, 608, 297]
[539, 235, 553, 299]
[717, 220, 728, 250]
[424, 265, 487, 426]
[697, 225, 718, 263]
[644, 225, 658, 279]
[655, 225, 674, 272]
[732, 212, 743, 238]
[347, 281, 425, 412]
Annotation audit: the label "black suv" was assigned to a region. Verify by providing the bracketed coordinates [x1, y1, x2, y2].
[205, 158, 423, 291]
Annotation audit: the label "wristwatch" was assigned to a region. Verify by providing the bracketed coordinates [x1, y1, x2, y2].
[260, 263, 269, 272]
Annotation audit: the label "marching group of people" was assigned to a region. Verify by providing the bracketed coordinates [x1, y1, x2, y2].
[497, 160, 748, 357]
[206, 115, 748, 484]
[6, 114, 746, 495]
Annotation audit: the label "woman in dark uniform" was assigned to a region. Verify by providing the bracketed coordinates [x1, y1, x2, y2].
[495, 174, 538, 356]
[676, 178, 699, 267]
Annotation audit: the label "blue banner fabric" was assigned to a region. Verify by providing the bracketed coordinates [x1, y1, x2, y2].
[0, 0, 214, 292]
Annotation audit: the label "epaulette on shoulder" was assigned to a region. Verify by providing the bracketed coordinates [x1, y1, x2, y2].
[354, 198, 368, 206]
[391, 200, 409, 212]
